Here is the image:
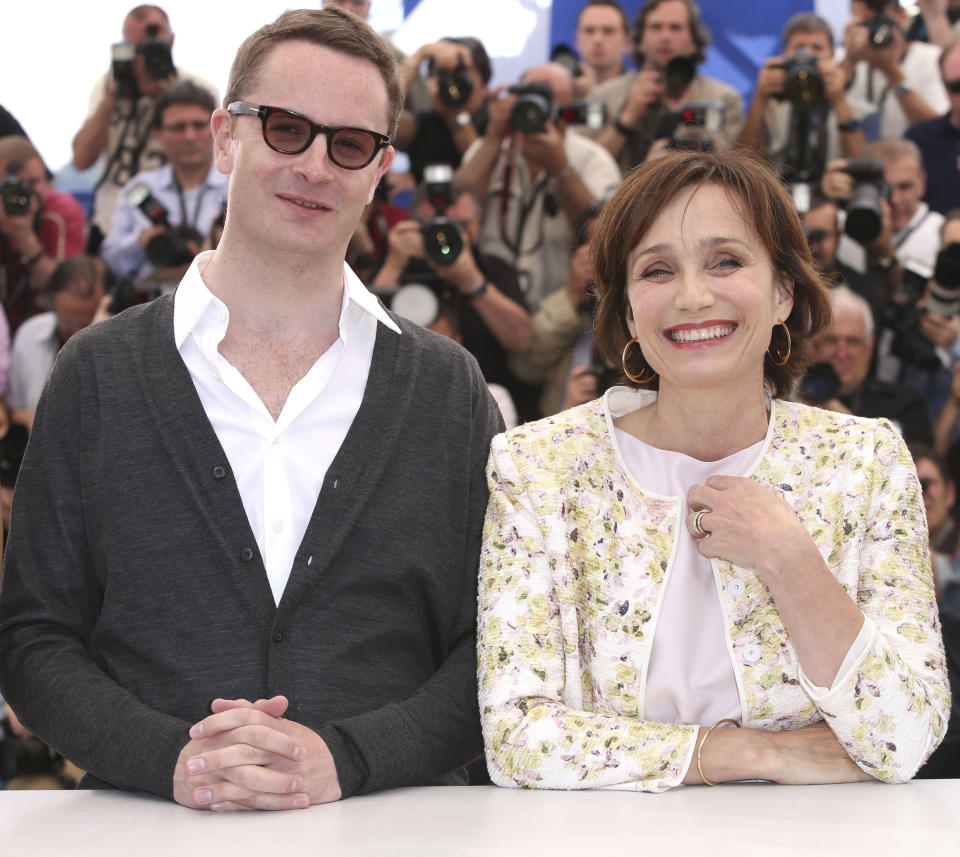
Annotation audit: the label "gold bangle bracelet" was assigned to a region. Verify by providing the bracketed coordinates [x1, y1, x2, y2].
[696, 718, 741, 786]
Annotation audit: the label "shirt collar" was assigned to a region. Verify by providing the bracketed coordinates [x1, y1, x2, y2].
[173, 251, 400, 350]
[161, 160, 225, 193]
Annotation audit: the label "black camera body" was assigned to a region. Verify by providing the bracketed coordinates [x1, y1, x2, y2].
[125, 184, 201, 268]
[1, 175, 32, 216]
[558, 100, 606, 131]
[842, 157, 889, 245]
[862, 0, 898, 50]
[509, 82, 554, 133]
[420, 164, 463, 267]
[434, 61, 474, 109]
[798, 361, 841, 404]
[110, 24, 174, 100]
[139, 24, 175, 80]
[777, 48, 824, 107]
[654, 101, 723, 141]
[887, 259, 940, 370]
[660, 55, 697, 97]
[928, 242, 960, 318]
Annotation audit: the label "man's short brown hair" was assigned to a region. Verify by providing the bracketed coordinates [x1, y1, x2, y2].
[224, 7, 403, 138]
[591, 149, 832, 397]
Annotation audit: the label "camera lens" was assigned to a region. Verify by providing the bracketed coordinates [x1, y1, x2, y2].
[422, 216, 464, 266]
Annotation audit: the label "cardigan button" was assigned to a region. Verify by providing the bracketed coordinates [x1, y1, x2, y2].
[240, 547, 254, 562]
[744, 644, 762, 663]
[212, 466, 226, 479]
[272, 629, 284, 644]
[727, 580, 745, 597]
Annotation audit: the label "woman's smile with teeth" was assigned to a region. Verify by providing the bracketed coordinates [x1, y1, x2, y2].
[667, 324, 736, 343]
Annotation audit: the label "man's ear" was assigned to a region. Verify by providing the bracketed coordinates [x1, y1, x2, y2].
[211, 108, 234, 176]
[367, 146, 395, 204]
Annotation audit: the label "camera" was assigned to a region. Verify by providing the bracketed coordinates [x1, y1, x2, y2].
[653, 102, 723, 141]
[508, 82, 554, 133]
[862, 0, 898, 49]
[125, 184, 202, 268]
[420, 164, 463, 267]
[432, 60, 474, 109]
[139, 24, 175, 81]
[1, 172, 32, 217]
[841, 157, 888, 245]
[557, 101, 606, 131]
[777, 48, 824, 107]
[660, 55, 697, 97]
[927, 242, 960, 318]
[110, 24, 173, 100]
[111, 42, 139, 99]
[886, 259, 941, 370]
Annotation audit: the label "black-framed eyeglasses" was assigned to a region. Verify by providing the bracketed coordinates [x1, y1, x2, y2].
[226, 101, 390, 170]
[945, 79, 960, 94]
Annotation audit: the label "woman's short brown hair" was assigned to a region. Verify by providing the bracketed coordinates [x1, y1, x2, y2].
[592, 148, 831, 397]
[224, 7, 403, 138]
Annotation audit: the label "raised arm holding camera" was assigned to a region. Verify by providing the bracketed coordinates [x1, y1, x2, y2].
[72, 5, 218, 244]
[394, 37, 491, 181]
[100, 81, 227, 284]
[842, 0, 949, 139]
[586, 0, 743, 171]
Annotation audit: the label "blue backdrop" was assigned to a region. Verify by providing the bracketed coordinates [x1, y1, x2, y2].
[548, 0, 817, 99]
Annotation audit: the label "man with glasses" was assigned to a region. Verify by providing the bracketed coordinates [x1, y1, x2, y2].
[810, 284, 932, 445]
[101, 81, 226, 282]
[906, 40, 960, 216]
[0, 8, 501, 812]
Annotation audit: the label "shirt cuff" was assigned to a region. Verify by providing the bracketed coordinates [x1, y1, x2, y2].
[798, 614, 874, 700]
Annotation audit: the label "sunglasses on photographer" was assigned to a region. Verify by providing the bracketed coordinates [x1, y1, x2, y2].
[226, 101, 391, 170]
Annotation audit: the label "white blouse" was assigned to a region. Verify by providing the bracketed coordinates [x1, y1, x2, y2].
[615, 429, 760, 727]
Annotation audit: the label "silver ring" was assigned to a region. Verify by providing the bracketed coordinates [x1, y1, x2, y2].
[693, 509, 711, 537]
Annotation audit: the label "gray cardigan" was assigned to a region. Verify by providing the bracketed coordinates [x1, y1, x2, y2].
[0, 294, 502, 799]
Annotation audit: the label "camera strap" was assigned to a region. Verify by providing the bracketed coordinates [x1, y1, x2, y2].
[498, 136, 549, 259]
[893, 208, 931, 251]
[175, 178, 209, 231]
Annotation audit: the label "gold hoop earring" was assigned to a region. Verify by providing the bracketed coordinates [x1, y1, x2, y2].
[621, 337, 656, 384]
[768, 320, 791, 367]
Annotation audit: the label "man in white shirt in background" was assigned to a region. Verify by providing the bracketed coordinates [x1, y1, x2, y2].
[100, 81, 227, 282]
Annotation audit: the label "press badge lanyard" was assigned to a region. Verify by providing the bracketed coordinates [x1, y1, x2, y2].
[174, 178, 209, 230]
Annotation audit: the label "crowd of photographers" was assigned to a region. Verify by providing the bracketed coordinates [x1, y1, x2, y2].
[3, 0, 960, 783]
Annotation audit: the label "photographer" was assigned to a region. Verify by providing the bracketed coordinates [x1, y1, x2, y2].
[585, 0, 743, 171]
[803, 196, 886, 327]
[100, 82, 226, 283]
[72, 5, 217, 243]
[457, 62, 620, 308]
[370, 176, 536, 419]
[842, 0, 949, 139]
[6, 256, 111, 429]
[826, 139, 944, 279]
[395, 38, 491, 183]
[0, 137, 86, 331]
[810, 285, 933, 445]
[739, 14, 872, 178]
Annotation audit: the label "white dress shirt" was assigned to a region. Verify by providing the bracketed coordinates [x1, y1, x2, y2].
[174, 251, 401, 604]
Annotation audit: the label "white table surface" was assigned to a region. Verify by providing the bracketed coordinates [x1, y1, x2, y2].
[1, 781, 958, 856]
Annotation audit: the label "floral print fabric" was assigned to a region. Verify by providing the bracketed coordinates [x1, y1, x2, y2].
[477, 391, 950, 791]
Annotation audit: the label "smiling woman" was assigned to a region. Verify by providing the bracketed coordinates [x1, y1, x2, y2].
[476, 148, 951, 792]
